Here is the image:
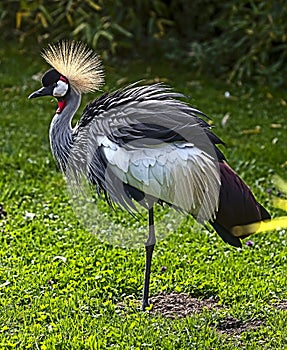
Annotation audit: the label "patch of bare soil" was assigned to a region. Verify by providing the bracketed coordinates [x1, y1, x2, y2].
[216, 316, 264, 335]
[274, 300, 287, 311]
[148, 292, 264, 335]
[149, 292, 221, 318]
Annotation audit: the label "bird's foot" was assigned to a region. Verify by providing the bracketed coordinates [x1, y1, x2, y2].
[142, 300, 153, 311]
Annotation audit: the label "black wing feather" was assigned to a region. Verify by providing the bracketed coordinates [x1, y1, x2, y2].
[80, 83, 225, 160]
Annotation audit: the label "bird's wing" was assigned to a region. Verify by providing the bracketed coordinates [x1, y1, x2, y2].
[96, 135, 221, 222]
[72, 83, 222, 218]
[79, 83, 225, 160]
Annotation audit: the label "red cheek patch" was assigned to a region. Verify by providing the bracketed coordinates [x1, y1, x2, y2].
[56, 100, 66, 114]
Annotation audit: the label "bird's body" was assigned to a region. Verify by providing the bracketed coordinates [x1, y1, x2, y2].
[29, 41, 270, 310]
[73, 84, 223, 223]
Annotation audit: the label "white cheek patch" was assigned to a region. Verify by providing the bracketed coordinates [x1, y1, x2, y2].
[53, 80, 69, 97]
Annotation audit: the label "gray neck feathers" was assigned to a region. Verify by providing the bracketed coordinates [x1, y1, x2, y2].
[49, 88, 81, 172]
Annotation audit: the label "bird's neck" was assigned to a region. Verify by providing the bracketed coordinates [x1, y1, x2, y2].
[49, 88, 81, 172]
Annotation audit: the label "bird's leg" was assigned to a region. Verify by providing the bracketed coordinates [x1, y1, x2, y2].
[142, 207, 156, 310]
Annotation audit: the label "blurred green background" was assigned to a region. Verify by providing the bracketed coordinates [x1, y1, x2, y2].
[1, 0, 287, 86]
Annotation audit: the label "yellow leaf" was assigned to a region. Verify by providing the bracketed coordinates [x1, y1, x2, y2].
[270, 123, 282, 129]
[241, 125, 261, 135]
[66, 13, 73, 26]
[273, 175, 287, 194]
[86, 0, 101, 11]
[16, 12, 22, 29]
[272, 198, 287, 212]
[36, 13, 48, 28]
[221, 113, 230, 127]
[266, 92, 273, 99]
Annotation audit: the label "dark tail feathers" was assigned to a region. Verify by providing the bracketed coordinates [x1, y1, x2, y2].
[211, 162, 270, 248]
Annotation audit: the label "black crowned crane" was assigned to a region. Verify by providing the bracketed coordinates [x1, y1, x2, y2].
[29, 41, 270, 310]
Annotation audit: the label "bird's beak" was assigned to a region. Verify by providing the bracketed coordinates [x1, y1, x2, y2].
[28, 86, 53, 99]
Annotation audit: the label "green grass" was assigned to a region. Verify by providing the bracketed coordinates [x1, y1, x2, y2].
[1, 41, 287, 349]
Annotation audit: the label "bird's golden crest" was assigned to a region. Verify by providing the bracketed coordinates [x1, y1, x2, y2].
[42, 40, 104, 93]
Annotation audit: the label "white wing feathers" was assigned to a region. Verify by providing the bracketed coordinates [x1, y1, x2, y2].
[96, 135, 220, 223]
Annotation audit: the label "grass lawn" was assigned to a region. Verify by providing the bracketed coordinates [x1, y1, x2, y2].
[1, 40, 287, 349]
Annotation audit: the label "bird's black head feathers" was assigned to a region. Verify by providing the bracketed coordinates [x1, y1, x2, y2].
[42, 68, 62, 87]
